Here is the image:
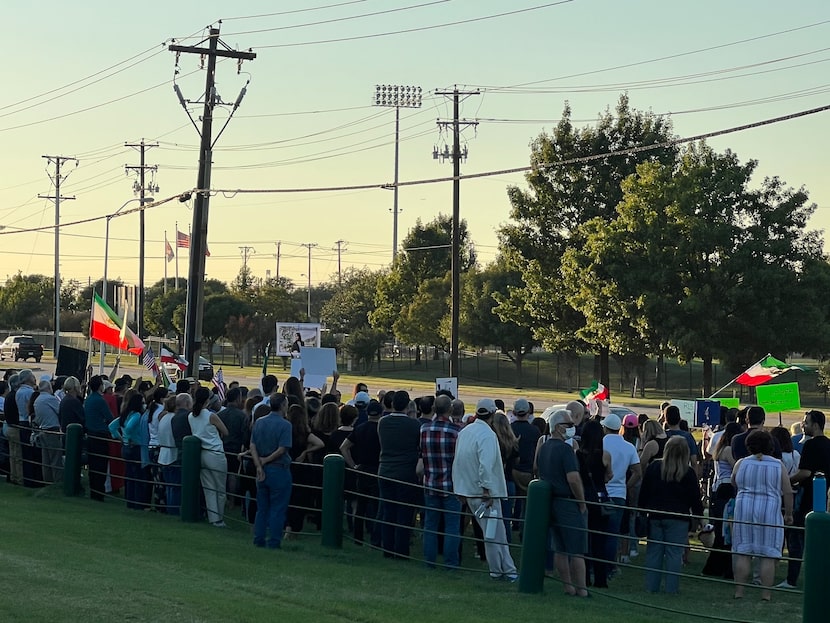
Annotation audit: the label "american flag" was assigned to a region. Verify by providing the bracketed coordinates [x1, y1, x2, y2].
[176, 230, 190, 249]
[212, 368, 225, 402]
[142, 346, 159, 376]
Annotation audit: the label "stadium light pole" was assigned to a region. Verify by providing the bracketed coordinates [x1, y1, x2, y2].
[373, 84, 422, 262]
[99, 197, 150, 373]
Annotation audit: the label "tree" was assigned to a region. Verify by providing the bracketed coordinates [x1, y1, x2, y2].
[393, 276, 451, 359]
[320, 268, 382, 334]
[461, 259, 538, 387]
[225, 315, 257, 366]
[343, 326, 386, 374]
[0, 273, 54, 329]
[499, 94, 677, 391]
[200, 294, 253, 360]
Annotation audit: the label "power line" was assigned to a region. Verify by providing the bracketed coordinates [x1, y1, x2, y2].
[254, 0, 574, 49]
[222, 0, 370, 21]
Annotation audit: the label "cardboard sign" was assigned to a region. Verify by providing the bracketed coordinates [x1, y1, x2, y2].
[695, 400, 720, 428]
[717, 398, 740, 409]
[670, 399, 696, 426]
[755, 382, 801, 413]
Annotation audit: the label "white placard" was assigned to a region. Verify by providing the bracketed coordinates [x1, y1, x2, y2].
[670, 399, 696, 426]
[435, 377, 458, 398]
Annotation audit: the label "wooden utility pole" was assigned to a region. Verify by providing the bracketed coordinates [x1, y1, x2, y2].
[169, 27, 255, 377]
[435, 87, 478, 379]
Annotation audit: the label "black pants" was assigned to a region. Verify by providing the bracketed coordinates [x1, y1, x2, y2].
[354, 468, 380, 546]
[86, 433, 111, 500]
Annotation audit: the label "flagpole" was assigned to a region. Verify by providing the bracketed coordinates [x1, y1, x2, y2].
[707, 353, 770, 399]
[88, 289, 97, 376]
[175, 221, 179, 291]
[164, 231, 168, 295]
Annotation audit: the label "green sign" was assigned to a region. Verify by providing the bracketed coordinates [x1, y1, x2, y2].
[755, 382, 801, 413]
[717, 398, 740, 409]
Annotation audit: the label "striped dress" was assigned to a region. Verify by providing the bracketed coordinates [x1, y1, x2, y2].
[731, 454, 784, 558]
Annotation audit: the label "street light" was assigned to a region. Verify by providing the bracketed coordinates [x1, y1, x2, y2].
[99, 197, 151, 372]
[373, 84, 422, 262]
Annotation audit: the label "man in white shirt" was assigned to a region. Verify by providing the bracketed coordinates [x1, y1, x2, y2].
[602, 413, 642, 570]
[452, 398, 518, 582]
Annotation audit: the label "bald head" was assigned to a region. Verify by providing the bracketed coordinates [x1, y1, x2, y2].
[566, 400, 586, 425]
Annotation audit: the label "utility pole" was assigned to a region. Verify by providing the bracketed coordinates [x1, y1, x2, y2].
[333, 239, 347, 287]
[125, 139, 158, 341]
[170, 27, 255, 377]
[39, 155, 78, 359]
[374, 85, 422, 262]
[301, 243, 318, 321]
[239, 245, 255, 290]
[275, 241, 281, 281]
[435, 87, 478, 379]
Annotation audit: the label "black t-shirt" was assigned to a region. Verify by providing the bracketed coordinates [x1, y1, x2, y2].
[218, 407, 249, 454]
[511, 419, 541, 473]
[798, 435, 830, 514]
[4, 389, 20, 425]
[377, 414, 421, 481]
[347, 420, 382, 471]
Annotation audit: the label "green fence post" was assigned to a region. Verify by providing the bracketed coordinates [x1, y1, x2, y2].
[803, 510, 830, 623]
[321, 454, 345, 549]
[180, 436, 202, 523]
[62, 423, 83, 496]
[519, 479, 552, 594]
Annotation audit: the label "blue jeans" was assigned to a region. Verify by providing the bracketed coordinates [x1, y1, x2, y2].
[603, 497, 627, 566]
[163, 464, 182, 516]
[122, 445, 142, 510]
[645, 518, 688, 593]
[254, 465, 292, 548]
[423, 493, 461, 568]
[378, 478, 418, 558]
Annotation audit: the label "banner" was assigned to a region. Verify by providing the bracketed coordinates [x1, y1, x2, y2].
[755, 382, 801, 413]
[276, 322, 321, 357]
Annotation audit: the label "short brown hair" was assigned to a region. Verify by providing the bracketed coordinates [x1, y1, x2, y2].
[745, 429, 774, 456]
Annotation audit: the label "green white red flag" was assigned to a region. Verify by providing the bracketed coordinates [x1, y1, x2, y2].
[735, 355, 803, 387]
[90, 292, 145, 355]
[580, 380, 609, 401]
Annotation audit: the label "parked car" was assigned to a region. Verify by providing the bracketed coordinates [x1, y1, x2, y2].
[0, 335, 44, 362]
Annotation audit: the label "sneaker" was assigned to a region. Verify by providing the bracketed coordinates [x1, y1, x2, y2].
[776, 581, 797, 589]
[212, 521, 227, 528]
[503, 574, 519, 583]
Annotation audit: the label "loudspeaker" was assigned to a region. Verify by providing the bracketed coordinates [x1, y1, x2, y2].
[56, 345, 89, 380]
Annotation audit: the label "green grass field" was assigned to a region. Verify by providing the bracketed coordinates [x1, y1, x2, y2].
[0, 482, 802, 623]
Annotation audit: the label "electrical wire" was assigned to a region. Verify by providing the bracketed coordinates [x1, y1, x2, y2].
[224, 0, 454, 36]
[1, 103, 827, 236]
[221, 0, 370, 21]
[254, 1, 574, 48]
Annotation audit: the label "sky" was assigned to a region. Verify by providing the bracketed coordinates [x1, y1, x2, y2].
[1, 0, 829, 293]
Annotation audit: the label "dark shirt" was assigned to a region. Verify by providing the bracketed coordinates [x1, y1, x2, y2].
[378, 414, 422, 482]
[666, 429, 699, 458]
[797, 435, 830, 514]
[537, 437, 578, 498]
[511, 419, 541, 473]
[420, 417, 460, 495]
[731, 428, 782, 461]
[4, 389, 20, 425]
[218, 406, 249, 454]
[328, 429, 351, 457]
[250, 412, 292, 468]
[83, 391, 113, 434]
[59, 393, 85, 431]
[347, 420, 382, 471]
[170, 408, 192, 450]
[354, 405, 368, 428]
[638, 461, 704, 521]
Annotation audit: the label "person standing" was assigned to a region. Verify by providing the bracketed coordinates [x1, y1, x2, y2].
[537, 409, 589, 597]
[420, 394, 461, 568]
[510, 398, 539, 527]
[188, 387, 229, 527]
[377, 390, 422, 558]
[84, 376, 113, 501]
[341, 399, 384, 546]
[452, 398, 518, 581]
[249, 393, 293, 549]
[639, 437, 704, 594]
[33, 380, 63, 483]
[218, 387, 250, 508]
[59, 377, 85, 432]
[157, 395, 181, 515]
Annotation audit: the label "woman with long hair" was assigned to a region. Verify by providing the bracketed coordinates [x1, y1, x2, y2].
[108, 390, 145, 509]
[145, 386, 168, 510]
[188, 386, 229, 527]
[285, 403, 324, 537]
[639, 419, 668, 467]
[577, 419, 613, 588]
[487, 411, 520, 542]
[731, 430, 793, 600]
[639, 436, 704, 594]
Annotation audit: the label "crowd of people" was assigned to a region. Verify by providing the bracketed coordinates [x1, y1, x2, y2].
[2, 367, 830, 600]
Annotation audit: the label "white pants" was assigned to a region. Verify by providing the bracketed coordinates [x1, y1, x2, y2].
[467, 497, 517, 578]
[200, 450, 227, 524]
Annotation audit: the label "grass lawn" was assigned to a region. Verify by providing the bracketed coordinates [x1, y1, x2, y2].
[0, 482, 801, 623]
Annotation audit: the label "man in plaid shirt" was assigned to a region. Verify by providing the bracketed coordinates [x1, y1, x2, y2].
[420, 394, 461, 568]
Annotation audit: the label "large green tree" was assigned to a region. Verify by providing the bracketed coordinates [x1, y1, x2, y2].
[499, 94, 677, 391]
[320, 268, 382, 335]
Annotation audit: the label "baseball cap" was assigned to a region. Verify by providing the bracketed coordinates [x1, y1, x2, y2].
[354, 391, 370, 406]
[622, 414, 639, 429]
[476, 398, 497, 416]
[602, 413, 622, 431]
[513, 398, 530, 416]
